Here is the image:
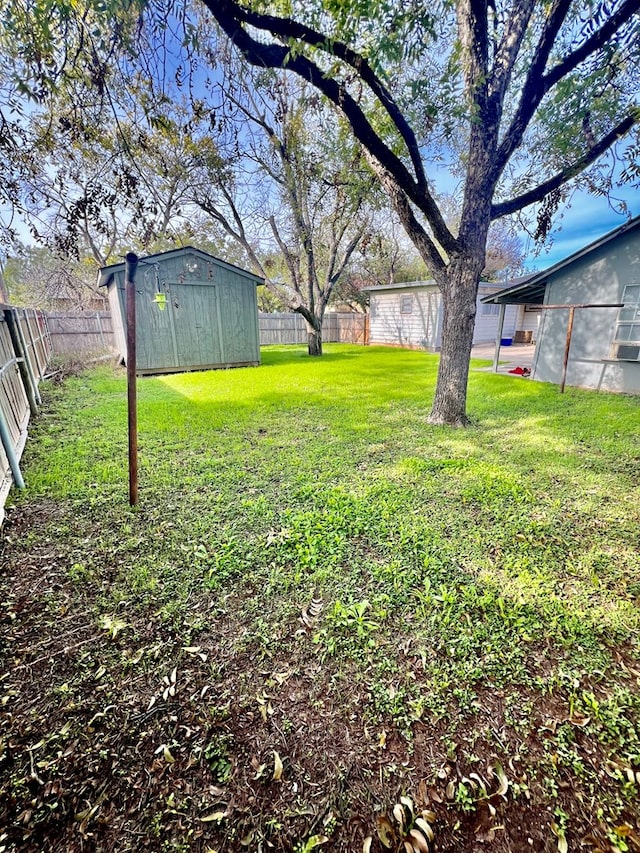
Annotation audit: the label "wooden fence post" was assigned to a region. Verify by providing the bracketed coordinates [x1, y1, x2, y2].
[559, 306, 576, 394]
[125, 253, 139, 506]
[23, 310, 44, 381]
[0, 380, 25, 489]
[14, 310, 41, 406]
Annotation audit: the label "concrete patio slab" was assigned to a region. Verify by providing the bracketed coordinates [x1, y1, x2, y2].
[470, 342, 536, 374]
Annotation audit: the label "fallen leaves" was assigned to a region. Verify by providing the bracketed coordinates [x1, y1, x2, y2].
[182, 645, 208, 662]
[369, 796, 436, 852]
[98, 614, 127, 639]
[272, 750, 284, 781]
[155, 743, 176, 764]
[162, 667, 178, 700]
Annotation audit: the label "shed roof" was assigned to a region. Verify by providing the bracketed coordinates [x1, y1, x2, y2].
[98, 246, 264, 288]
[482, 215, 640, 305]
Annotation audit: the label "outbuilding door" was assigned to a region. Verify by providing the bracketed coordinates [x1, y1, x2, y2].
[171, 283, 223, 368]
[135, 282, 222, 372]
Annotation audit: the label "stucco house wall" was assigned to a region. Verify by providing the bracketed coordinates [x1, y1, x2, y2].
[532, 225, 640, 393]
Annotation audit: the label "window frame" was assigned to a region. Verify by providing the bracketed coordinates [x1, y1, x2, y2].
[612, 285, 640, 361]
[400, 294, 414, 315]
[481, 302, 500, 316]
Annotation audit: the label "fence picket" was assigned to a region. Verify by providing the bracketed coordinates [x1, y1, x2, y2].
[257, 312, 366, 345]
[1, 305, 52, 525]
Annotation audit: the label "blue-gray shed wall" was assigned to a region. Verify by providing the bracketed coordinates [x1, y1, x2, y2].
[532, 226, 640, 393]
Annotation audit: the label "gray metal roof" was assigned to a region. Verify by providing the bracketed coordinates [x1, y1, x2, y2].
[482, 214, 640, 305]
[480, 273, 545, 305]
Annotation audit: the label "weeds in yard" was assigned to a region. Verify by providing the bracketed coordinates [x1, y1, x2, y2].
[2, 344, 639, 853]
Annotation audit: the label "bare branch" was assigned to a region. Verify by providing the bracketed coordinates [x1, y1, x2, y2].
[200, 0, 457, 256]
[329, 225, 366, 289]
[268, 213, 302, 299]
[195, 185, 266, 277]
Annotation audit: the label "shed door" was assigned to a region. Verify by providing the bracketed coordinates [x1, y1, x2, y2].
[136, 283, 177, 371]
[169, 283, 223, 368]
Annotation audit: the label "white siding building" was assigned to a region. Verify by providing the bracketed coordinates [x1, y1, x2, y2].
[364, 281, 519, 351]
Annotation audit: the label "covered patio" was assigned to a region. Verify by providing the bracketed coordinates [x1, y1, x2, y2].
[471, 341, 536, 374]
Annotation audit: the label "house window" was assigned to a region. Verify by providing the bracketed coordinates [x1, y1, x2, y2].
[481, 303, 500, 316]
[400, 295, 414, 314]
[613, 285, 640, 361]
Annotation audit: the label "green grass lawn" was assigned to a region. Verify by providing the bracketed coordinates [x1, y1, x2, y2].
[2, 344, 640, 853]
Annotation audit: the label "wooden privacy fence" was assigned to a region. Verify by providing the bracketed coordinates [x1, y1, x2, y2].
[258, 312, 368, 345]
[0, 305, 51, 524]
[41, 310, 367, 353]
[47, 311, 114, 354]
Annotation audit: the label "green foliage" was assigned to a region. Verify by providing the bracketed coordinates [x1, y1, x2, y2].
[17, 344, 639, 681]
[4, 343, 640, 849]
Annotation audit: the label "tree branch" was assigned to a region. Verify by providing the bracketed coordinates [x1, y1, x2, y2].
[207, 0, 429, 193]
[494, 0, 572, 171]
[545, 0, 640, 91]
[195, 185, 267, 278]
[458, 0, 489, 98]
[365, 153, 446, 279]
[200, 0, 457, 256]
[268, 214, 299, 292]
[495, 0, 638, 175]
[329, 225, 366, 289]
[488, 0, 536, 108]
[491, 112, 639, 219]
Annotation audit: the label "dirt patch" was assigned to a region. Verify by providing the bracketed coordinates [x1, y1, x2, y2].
[2, 499, 640, 853]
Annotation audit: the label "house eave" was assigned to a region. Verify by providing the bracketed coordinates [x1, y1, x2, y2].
[482, 214, 640, 305]
[364, 280, 498, 293]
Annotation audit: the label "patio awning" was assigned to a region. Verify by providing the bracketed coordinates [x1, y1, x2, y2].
[480, 273, 547, 305]
[482, 215, 640, 306]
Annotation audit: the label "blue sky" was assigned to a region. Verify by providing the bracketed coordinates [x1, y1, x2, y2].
[428, 155, 638, 275]
[520, 185, 638, 272]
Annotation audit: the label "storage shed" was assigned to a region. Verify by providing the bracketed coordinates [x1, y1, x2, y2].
[363, 280, 519, 351]
[482, 215, 640, 393]
[99, 247, 262, 374]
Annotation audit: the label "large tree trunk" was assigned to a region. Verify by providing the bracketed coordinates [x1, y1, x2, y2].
[428, 257, 482, 426]
[306, 318, 323, 356]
